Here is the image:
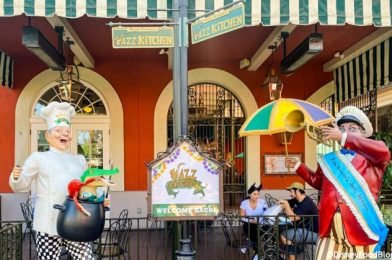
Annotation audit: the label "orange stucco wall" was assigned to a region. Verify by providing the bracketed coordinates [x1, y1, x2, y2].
[0, 56, 332, 192]
[0, 59, 47, 192]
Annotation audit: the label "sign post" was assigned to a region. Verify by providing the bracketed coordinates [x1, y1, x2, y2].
[109, 1, 245, 258]
[172, 0, 190, 258]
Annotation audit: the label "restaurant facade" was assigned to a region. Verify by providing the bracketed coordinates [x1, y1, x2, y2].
[0, 0, 392, 220]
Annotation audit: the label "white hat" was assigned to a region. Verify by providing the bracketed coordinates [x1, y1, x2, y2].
[41, 102, 75, 130]
[335, 106, 373, 137]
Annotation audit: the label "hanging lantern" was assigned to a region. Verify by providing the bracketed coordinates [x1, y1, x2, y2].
[58, 65, 83, 101]
[262, 44, 283, 101]
[263, 68, 283, 101]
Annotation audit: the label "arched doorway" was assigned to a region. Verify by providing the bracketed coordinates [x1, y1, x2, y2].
[15, 67, 124, 190]
[167, 83, 247, 209]
[154, 68, 260, 205]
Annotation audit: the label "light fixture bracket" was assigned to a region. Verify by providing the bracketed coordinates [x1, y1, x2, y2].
[22, 26, 66, 71]
[280, 32, 323, 74]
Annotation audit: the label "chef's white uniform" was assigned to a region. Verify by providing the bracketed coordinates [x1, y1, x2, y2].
[9, 147, 94, 259]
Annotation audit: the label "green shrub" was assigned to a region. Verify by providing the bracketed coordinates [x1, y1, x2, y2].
[382, 205, 392, 226]
[373, 132, 392, 190]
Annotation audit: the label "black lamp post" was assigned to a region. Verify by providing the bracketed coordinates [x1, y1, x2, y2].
[175, 237, 196, 259]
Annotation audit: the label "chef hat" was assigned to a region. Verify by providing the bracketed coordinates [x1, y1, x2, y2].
[335, 106, 373, 137]
[41, 102, 75, 130]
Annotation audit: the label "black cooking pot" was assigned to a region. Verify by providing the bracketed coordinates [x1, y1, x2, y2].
[53, 197, 105, 242]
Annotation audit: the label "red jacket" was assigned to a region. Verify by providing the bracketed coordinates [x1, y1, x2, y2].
[297, 133, 390, 245]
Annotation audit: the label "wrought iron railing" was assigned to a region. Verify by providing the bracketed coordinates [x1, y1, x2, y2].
[0, 222, 23, 260]
[7, 214, 323, 260]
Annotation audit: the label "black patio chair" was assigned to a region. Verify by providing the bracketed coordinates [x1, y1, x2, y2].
[99, 218, 132, 259]
[265, 193, 280, 207]
[220, 213, 255, 258]
[279, 216, 318, 260]
[20, 201, 35, 245]
[308, 193, 320, 205]
[118, 209, 129, 219]
[220, 214, 238, 252]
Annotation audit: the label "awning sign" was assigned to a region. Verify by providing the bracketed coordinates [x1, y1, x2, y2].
[147, 138, 222, 220]
[112, 26, 174, 48]
[191, 2, 245, 44]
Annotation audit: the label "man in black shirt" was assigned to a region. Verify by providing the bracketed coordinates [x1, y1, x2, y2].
[279, 182, 319, 259]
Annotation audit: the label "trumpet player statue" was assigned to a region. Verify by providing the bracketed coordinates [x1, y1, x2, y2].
[287, 106, 390, 259]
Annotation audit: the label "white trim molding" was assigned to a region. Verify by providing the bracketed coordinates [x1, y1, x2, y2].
[15, 67, 125, 190]
[154, 68, 260, 187]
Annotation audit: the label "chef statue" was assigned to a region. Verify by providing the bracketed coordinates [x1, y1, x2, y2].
[9, 101, 101, 259]
[287, 106, 390, 259]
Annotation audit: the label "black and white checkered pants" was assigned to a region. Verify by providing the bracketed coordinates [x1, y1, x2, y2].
[36, 231, 95, 260]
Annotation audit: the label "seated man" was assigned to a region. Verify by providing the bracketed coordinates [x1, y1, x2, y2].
[279, 182, 319, 260]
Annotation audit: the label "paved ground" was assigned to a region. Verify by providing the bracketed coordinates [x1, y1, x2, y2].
[21, 225, 259, 260]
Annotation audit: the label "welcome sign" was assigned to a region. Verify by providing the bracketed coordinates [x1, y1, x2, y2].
[147, 138, 222, 219]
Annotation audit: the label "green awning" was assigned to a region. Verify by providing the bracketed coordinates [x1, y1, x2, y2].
[0, 50, 13, 88]
[335, 37, 392, 102]
[1, 0, 391, 27]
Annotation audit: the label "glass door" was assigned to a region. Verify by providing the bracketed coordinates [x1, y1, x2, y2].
[72, 124, 109, 169]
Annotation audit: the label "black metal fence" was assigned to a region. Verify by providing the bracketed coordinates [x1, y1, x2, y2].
[0, 222, 23, 260]
[3, 214, 392, 260]
[7, 214, 392, 260]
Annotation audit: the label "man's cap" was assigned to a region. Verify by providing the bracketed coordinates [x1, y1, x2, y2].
[41, 101, 75, 130]
[286, 182, 304, 191]
[335, 106, 373, 137]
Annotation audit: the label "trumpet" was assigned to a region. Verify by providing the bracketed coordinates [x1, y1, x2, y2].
[284, 109, 334, 146]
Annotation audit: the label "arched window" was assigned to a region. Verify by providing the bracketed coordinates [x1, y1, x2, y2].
[30, 83, 110, 169]
[33, 84, 107, 116]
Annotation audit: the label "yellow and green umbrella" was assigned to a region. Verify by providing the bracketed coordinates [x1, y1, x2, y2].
[239, 98, 334, 137]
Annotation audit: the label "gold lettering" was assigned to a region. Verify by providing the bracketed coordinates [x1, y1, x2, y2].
[135, 36, 173, 46]
[178, 168, 184, 179]
[138, 36, 145, 45]
[120, 37, 126, 45]
[170, 168, 178, 180]
[209, 15, 243, 35]
[211, 23, 218, 34]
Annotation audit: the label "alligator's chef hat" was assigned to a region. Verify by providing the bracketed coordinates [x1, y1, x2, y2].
[335, 106, 373, 137]
[41, 102, 75, 130]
